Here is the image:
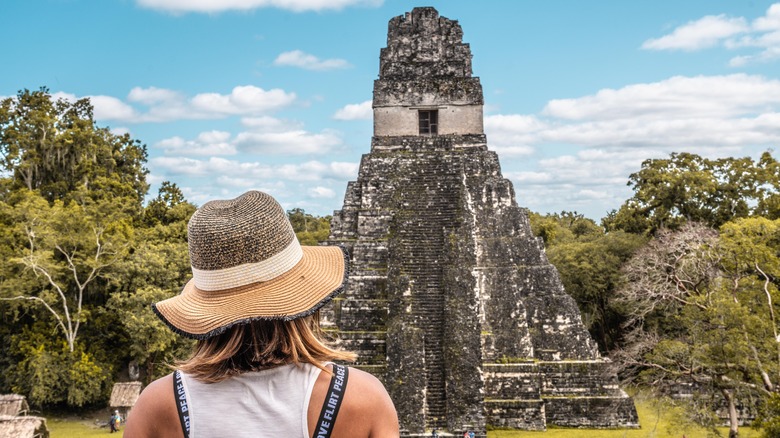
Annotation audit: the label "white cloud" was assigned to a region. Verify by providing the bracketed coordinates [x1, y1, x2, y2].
[641, 4, 780, 66]
[157, 131, 237, 156]
[51, 92, 78, 103]
[542, 74, 780, 121]
[642, 15, 748, 51]
[485, 74, 780, 219]
[128, 86, 182, 104]
[136, 0, 382, 13]
[110, 126, 131, 136]
[234, 129, 342, 155]
[77, 86, 296, 123]
[215, 175, 258, 188]
[189, 86, 297, 116]
[333, 100, 372, 120]
[753, 3, 780, 31]
[275, 160, 358, 181]
[240, 116, 302, 131]
[489, 73, 780, 218]
[89, 95, 140, 121]
[487, 74, 780, 157]
[150, 156, 358, 185]
[485, 114, 546, 156]
[273, 50, 351, 71]
[308, 186, 336, 198]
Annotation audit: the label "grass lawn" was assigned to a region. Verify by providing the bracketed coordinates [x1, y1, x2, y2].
[43, 392, 759, 438]
[488, 392, 759, 438]
[46, 413, 123, 437]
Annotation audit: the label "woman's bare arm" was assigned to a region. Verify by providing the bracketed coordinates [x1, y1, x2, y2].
[123, 374, 184, 438]
[308, 365, 399, 438]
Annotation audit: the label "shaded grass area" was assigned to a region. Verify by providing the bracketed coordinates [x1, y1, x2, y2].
[489, 392, 758, 438]
[46, 413, 123, 437]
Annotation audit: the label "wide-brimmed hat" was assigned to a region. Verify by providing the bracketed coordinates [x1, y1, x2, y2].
[153, 190, 347, 339]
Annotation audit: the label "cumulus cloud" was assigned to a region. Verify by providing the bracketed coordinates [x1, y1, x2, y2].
[151, 156, 358, 186]
[488, 73, 780, 218]
[127, 86, 182, 105]
[89, 95, 140, 121]
[157, 131, 237, 156]
[273, 50, 351, 71]
[484, 114, 546, 156]
[543, 74, 780, 121]
[136, 0, 382, 13]
[234, 129, 343, 155]
[487, 74, 780, 152]
[641, 3, 780, 66]
[642, 15, 748, 51]
[333, 100, 372, 120]
[308, 186, 336, 198]
[240, 116, 301, 131]
[82, 85, 296, 123]
[190, 85, 296, 115]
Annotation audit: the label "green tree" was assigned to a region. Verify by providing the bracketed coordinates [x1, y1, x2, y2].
[530, 211, 646, 352]
[0, 87, 149, 206]
[755, 393, 780, 437]
[615, 221, 780, 437]
[4, 330, 110, 407]
[0, 89, 163, 408]
[106, 287, 192, 382]
[143, 181, 190, 226]
[0, 190, 131, 352]
[108, 183, 196, 382]
[287, 208, 331, 245]
[604, 152, 780, 235]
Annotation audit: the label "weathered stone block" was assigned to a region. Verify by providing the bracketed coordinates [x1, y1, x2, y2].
[544, 394, 639, 428]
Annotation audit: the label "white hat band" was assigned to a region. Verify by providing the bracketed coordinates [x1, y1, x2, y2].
[191, 238, 304, 291]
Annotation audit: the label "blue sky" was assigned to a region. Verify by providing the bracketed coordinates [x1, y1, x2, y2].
[2, 0, 779, 220]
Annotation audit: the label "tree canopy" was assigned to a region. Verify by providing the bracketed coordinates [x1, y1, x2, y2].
[603, 152, 780, 235]
[613, 220, 780, 437]
[0, 90, 193, 408]
[0, 88, 149, 206]
[530, 211, 647, 352]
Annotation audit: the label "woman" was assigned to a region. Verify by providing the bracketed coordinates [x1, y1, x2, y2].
[125, 191, 399, 438]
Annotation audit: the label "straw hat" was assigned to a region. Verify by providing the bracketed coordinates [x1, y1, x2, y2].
[152, 190, 347, 339]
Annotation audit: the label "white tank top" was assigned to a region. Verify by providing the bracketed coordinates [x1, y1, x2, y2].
[179, 363, 322, 438]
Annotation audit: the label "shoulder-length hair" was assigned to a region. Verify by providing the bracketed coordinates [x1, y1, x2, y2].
[177, 312, 355, 383]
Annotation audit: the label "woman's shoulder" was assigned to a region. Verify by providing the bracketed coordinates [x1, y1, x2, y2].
[336, 365, 400, 437]
[344, 366, 390, 402]
[124, 373, 184, 438]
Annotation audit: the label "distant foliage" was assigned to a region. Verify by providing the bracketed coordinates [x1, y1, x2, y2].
[529, 211, 647, 352]
[755, 393, 780, 437]
[287, 207, 331, 245]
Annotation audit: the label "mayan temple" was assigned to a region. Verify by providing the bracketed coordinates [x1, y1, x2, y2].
[325, 7, 639, 436]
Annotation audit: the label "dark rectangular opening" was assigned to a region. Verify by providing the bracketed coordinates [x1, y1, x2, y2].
[419, 110, 438, 135]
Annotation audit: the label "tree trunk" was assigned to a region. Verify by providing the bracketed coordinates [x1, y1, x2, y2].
[721, 388, 739, 438]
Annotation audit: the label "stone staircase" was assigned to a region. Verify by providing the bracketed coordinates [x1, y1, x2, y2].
[390, 156, 461, 429]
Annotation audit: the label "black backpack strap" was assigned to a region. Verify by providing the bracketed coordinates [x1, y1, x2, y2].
[173, 370, 191, 438]
[313, 364, 349, 438]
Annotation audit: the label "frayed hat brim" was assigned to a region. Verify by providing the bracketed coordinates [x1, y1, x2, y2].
[153, 245, 348, 339]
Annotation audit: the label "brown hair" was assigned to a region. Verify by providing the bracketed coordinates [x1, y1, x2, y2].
[177, 312, 356, 383]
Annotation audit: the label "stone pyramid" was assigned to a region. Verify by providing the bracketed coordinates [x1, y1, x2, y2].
[325, 7, 638, 436]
